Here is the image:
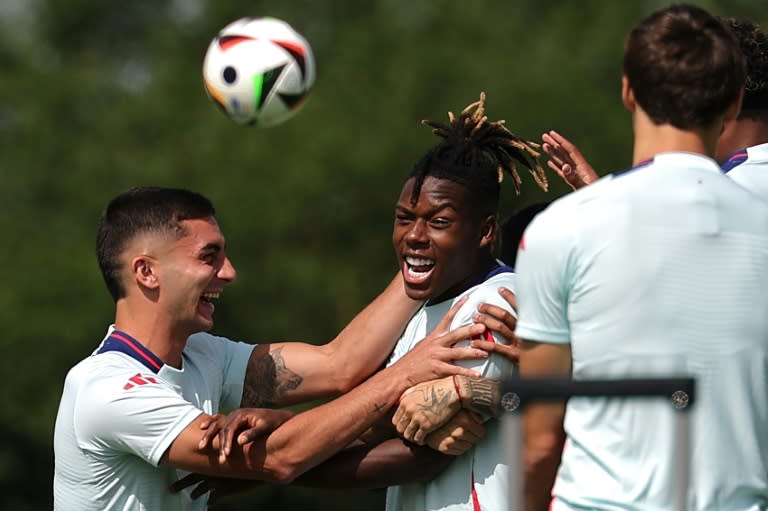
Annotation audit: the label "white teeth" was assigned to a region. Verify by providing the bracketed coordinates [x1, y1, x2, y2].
[202, 292, 220, 300]
[407, 267, 431, 277]
[405, 257, 435, 267]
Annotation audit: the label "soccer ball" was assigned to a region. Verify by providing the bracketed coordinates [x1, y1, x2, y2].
[202, 17, 316, 127]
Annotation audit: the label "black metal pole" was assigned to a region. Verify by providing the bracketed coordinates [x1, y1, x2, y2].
[502, 377, 695, 511]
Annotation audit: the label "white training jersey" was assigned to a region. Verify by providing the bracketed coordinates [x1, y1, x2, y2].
[514, 152, 768, 511]
[53, 329, 254, 511]
[722, 142, 768, 202]
[385, 268, 517, 511]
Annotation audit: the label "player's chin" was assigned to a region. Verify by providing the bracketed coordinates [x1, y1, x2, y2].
[402, 276, 437, 301]
[193, 309, 216, 332]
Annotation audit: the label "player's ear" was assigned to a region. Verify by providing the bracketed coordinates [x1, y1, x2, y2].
[479, 215, 497, 249]
[132, 256, 159, 290]
[621, 75, 636, 112]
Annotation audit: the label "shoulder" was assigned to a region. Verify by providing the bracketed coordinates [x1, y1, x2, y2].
[451, 271, 518, 324]
[186, 332, 255, 358]
[464, 272, 516, 307]
[528, 174, 616, 234]
[64, 353, 156, 413]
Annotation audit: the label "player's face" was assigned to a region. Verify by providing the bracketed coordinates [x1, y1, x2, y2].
[155, 217, 237, 334]
[393, 176, 492, 303]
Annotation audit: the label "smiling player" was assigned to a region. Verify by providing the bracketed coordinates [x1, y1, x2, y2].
[383, 93, 548, 511]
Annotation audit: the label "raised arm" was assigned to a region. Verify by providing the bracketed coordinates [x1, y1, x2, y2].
[541, 130, 599, 190]
[164, 299, 492, 482]
[240, 274, 422, 408]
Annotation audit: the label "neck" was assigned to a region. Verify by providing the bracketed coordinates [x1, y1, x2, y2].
[428, 253, 499, 305]
[720, 117, 768, 159]
[631, 110, 720, 165]
[114, 301, 189, 368]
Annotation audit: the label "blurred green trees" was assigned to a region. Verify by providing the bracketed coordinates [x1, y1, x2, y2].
[1, 0, 764, 509]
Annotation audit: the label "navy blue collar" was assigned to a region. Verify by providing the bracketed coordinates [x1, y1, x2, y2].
[426, 261, 514, 307]
[97, 330, 164, 373]
[721, 148, 748, 173]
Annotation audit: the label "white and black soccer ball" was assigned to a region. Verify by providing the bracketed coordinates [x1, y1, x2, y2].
[202, 17, 316, 127]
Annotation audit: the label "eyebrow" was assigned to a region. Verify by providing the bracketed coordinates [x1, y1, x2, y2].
[396, 202, 458, 214]
[200, 242, 223, 255]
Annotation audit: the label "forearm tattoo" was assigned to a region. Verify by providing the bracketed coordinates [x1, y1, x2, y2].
[461, 377, 502, 418]
[241, 346, 303, 408]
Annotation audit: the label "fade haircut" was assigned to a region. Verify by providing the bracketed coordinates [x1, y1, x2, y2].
[410, 92, 547, 217]
[96, 186, 216, 302]
[723, 17, 768, 118]
[623, 4, 746, 130]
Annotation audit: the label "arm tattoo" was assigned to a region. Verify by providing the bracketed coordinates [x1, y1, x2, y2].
[241, 346, 303, 408]
[461, 377, 502, 418]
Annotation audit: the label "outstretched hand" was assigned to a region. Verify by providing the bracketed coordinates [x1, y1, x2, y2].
[395, 296, 490, 387]
[541, 130, 599, 190]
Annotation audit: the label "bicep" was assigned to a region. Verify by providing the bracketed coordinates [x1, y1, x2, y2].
[161, 413, 219, 471]
[241, 342, 340, 408]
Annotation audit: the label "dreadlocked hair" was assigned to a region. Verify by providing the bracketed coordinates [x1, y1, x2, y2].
[409, 92, 548, 209]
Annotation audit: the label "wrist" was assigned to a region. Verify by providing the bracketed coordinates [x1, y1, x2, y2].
[459, 377, 501, 418]
[452, 375, 464, 407]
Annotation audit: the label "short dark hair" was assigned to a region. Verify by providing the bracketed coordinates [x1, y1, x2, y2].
[500, 201, 550, 267]
[623, 4, 746, 129]
[723, 17, 768, 117]
[410, 92, 547, 218]
[96, 186, 216, 302]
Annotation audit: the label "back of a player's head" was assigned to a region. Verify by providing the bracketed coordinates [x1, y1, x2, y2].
[409, 92, 548, 219]
[96, 186, 216, 302]
[723, 17, 768, 118]
[623, 3, 746, 129]
[500, 201, 551, 267]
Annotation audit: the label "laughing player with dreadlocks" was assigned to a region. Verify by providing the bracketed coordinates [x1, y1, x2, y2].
[244, 92, 547, 509]
[376, 92, 547, 511]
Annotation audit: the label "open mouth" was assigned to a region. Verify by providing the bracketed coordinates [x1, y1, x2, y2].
[403, 256, 435, 284]
[200, 291, 220, 310]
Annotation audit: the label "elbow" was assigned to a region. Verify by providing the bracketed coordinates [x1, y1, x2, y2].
[334, 372, 362, 394]
[328, 360, 367, 394]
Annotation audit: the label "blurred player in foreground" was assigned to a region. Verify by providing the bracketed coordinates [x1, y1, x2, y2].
[514, 4, 768, 510]
[53, 186, 518, 511]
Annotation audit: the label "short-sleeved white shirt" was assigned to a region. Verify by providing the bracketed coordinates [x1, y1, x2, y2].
[515, 152, 768, 511]
[53, 329, 255, 511]
[723, 142, 768, 201]
[385, 268, 517, 511]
